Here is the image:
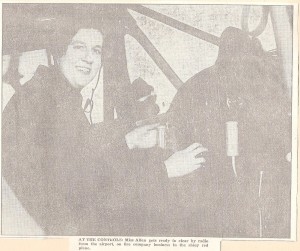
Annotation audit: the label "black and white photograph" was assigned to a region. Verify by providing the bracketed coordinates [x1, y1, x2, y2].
[1, 3, 297, 239]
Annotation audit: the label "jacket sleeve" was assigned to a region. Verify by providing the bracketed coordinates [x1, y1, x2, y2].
[2, 91, 59, 233]
[2, 89, 84, 235]
[82, 120, 172, 235]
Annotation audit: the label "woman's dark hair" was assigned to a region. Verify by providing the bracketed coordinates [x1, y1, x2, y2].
[49, 16, 104, 60]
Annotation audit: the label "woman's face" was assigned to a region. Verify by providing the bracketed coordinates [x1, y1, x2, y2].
[58, 28, 103, 89]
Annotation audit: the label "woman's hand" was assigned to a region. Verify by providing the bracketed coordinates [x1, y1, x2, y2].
[125, 124, 159, 149]
[164, 143, 208, 178]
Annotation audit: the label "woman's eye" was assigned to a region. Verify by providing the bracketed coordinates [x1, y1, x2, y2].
[73, 45, 84, 50]
[93, 48, 102, 55]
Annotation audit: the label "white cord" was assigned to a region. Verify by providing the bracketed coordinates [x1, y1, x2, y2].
[259, 208, 263, 238]
[232, 156, 237, 177]
[259, 171, 264, 197]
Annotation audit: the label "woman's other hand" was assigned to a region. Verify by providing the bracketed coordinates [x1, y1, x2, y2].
[165, 143, 208, 178]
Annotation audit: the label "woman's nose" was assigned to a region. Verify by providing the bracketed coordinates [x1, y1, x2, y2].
[82, 49, 93, 64]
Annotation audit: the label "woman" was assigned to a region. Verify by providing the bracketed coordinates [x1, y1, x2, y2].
[2, 16, 207, 235]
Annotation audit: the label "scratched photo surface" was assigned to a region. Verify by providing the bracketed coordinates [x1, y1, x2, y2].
[1, 4, 294, 238]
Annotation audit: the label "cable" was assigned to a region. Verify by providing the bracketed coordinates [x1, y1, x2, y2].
[84, 64, 103, 125]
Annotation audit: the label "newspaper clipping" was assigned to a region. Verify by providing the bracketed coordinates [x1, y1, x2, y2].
[1, 2, 298, 251]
